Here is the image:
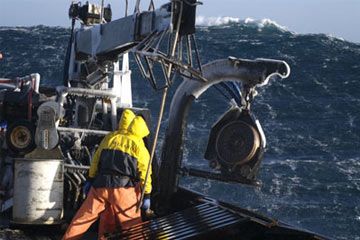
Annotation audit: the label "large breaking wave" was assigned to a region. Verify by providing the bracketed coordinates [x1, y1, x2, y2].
[196, 16, 288, 30]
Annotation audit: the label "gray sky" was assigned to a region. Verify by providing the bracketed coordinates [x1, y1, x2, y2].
[1, 0, 359, 43]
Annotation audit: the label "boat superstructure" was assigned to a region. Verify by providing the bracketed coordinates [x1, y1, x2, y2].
[0, 0, 327, 239]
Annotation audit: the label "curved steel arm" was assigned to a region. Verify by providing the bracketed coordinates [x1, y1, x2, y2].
[157, 58, 290, 208]
[188, 57, 290, 98]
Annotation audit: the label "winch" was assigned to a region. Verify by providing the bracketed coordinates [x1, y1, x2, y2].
[204, 106, 265, 181]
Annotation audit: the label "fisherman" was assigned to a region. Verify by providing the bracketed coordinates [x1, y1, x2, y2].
[62, 109, 152, 240]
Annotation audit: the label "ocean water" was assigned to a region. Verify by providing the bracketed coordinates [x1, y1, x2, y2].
[1, 18, 360, 239]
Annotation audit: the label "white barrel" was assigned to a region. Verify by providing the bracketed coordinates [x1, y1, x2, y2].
[13, 158, 64, 224]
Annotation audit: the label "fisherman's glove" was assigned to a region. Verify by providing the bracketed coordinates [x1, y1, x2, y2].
[141, 195, 151, 210]
[83, 179, 93, 196]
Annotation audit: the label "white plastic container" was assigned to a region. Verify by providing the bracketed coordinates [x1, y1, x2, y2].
[13, 158, 64, 224]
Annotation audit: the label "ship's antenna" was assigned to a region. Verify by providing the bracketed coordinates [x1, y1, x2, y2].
[148, 0, 155, 11]
[125, 0, 128, 16]
[100, 0, 105, 22]
[134, 0, 141, 13]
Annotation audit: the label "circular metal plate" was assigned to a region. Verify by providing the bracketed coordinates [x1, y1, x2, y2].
[10, 126, 32, 149]
[215, 120, 260, 167]
[6, 120, 36, 154]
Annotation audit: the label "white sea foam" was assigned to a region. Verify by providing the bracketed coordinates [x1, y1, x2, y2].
[326, 34, 345, 42]
[0, 27, 31, 33]
[195, 16, 288, 31]
[195, 16, 241, 26]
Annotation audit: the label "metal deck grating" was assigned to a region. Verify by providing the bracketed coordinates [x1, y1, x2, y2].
[106, 203, 246, 240]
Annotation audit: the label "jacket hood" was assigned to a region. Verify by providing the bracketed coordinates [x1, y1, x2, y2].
[118, 109, 136, 132]
[128, 116, 150, 138]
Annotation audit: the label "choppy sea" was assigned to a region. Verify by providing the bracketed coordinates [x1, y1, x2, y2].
[1, 17, 360, 239]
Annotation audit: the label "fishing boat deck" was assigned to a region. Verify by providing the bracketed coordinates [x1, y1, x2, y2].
[104, 188, 325, 240]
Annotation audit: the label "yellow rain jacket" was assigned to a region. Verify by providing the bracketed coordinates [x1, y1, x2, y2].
[89, 110, 152, 195]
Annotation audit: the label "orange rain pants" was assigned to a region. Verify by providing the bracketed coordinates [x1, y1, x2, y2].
[98, 204, 117, 237]
[62, 186, 142, 240]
